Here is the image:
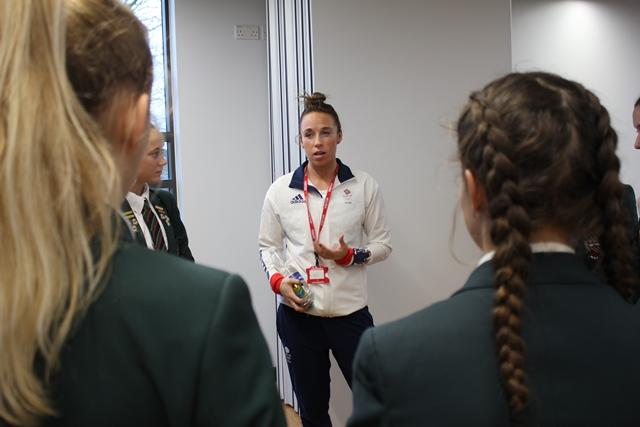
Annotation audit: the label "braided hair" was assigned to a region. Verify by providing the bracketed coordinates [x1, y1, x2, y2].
[457, 72, 639, 424]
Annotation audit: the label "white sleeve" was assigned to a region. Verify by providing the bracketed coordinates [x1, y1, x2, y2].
[258, 187, 285, 280]
[361, 178, 392, 265]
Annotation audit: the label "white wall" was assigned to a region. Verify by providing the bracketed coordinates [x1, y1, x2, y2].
[312, 0, 512, 424]
[171, 0, 277, 353]
[512, 0, 640, 197]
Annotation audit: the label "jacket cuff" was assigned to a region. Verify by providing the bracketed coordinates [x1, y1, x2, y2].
[270, 273, 284, 294]
[335, 247, 354, 266]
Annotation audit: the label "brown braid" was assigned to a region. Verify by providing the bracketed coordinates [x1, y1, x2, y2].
[585, 91, 638, 301]
[464, 93, 532, 420]
[457, 72, 639, 424]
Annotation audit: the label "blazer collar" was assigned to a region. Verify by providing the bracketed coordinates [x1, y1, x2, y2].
[453, 252, 599, 297]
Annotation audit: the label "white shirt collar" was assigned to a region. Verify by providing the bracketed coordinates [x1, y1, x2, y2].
[477, 241, 575, 266]
[125, 184, 151, 213]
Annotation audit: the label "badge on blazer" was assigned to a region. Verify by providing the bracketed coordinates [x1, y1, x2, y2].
[583, 238, 601, 261]
[122, 210, 140, 232]
[154, 205, 171, 227]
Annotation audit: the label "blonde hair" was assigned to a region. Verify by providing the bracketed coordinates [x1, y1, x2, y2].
[0, 0, 151, 425]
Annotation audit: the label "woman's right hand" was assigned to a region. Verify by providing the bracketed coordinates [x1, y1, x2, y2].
[279, 278, 309, 312]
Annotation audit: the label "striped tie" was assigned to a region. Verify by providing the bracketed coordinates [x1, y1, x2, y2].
[141, 199, 167, 251]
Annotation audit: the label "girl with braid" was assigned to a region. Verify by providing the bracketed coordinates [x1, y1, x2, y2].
[348, 72, 640, 427]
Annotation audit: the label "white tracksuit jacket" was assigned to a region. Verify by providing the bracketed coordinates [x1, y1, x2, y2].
[259, 160, 392, 317]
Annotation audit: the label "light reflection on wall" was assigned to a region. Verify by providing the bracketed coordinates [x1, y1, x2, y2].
[512, 0, 640, 191]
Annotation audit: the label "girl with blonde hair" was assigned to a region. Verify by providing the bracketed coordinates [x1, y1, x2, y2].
[0, 1, 283, 425]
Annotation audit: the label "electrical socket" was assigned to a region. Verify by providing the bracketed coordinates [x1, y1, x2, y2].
[235, 25, 261, 40]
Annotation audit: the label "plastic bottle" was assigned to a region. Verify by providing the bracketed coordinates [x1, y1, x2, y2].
[288, 271, 313, 308]
[273, 253, 313, 308]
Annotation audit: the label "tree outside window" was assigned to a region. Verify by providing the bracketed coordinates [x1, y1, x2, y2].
[126, 0, 177, 194]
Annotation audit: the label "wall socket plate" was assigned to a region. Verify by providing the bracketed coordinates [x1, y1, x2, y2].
[235, 25, 261, 40]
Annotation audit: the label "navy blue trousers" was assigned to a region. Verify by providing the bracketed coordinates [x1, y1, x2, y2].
[277, 304, 374, 427]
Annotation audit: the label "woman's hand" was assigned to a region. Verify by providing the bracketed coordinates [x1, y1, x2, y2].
[280, 278, 309, 312]
[314, 234, 349, 261]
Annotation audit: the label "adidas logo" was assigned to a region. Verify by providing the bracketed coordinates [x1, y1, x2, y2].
[290, 194, 304, 204]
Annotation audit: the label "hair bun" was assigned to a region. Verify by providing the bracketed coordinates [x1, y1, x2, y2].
[304, 92, 327, 108]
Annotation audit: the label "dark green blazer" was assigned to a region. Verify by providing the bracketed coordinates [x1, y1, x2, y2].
[122, 188, 194, 261]
[43, 242, 284, 427]
[348, 253, 640, 427]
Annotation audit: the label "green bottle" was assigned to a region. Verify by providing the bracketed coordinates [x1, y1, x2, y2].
[292, 282, 306, 298]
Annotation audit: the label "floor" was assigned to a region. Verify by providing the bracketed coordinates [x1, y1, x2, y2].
[283, 403, 302, 427]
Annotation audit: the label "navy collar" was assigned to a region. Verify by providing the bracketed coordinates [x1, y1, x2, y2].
[289, 158, 355, 195]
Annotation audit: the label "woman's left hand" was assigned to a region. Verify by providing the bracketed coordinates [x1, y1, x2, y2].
[314, 235, 348, 261]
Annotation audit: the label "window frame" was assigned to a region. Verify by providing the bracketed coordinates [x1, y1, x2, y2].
[157, 0, 177, 196]
[128, 0, 178, 196]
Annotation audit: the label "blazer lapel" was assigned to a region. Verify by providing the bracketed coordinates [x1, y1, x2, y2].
[150, 194, 177, 254]
[121, 199, 147, 247]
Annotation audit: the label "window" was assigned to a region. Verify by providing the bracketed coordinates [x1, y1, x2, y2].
[127, 0, 177, 195]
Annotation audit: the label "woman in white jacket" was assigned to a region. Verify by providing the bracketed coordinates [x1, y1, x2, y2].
[259, 92, 392, 427]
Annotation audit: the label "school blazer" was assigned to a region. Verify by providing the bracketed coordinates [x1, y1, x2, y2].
[624, 184, 639, 229]
[348, 253, 640, 427]
[122, 188, 194, 261]
[43, 242, 285, 427]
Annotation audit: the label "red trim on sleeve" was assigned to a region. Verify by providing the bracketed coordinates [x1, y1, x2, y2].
[270, 273, 285, 294]
[335, 247, 354, 266]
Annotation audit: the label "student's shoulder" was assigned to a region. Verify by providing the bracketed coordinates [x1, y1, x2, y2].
[108, 242, 247, 308]
[372, 295, 472, 339]
[364, 286, 495, 365]
[150, 188, 177, 207]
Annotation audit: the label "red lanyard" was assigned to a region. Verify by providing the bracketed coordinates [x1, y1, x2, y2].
[303, 164, 339, 244]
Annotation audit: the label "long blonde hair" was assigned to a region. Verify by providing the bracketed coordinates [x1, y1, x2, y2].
[0, 0, 152, 425]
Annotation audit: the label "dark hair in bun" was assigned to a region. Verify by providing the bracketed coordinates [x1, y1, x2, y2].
[304, 92, 327, 107]
[299, 92, 342, 132]
[635, 96, 640, 108]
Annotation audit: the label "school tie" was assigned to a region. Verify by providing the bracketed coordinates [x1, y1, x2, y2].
[141, 199, 167, 252]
